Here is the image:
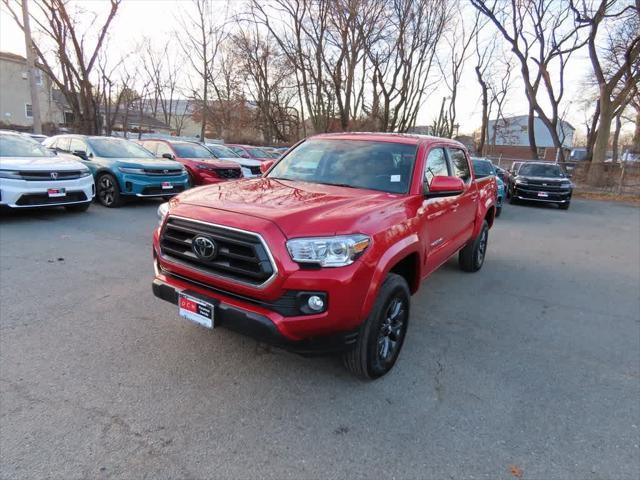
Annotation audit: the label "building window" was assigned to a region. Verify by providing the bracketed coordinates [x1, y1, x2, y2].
[34, 69, 43, 86]
[63, 111, 75, 126]
[25, 103, 33, 118]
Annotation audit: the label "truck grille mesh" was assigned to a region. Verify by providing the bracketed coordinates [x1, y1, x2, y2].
[160, 217, 275, 286]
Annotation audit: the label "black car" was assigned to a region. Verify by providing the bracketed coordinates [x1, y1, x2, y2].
[509, 162, 573, 210]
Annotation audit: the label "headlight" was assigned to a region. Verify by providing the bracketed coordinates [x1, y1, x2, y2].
[79, 169, 92, 177]
[515, 178, 527, 185]
[196, 164, 215, 171]
[157, 202, 170, 225]
[0, 170, 22, 179]
[118, 167, 145, 174]
[286, 235, 370, 267]
[561, 181, 572, 188]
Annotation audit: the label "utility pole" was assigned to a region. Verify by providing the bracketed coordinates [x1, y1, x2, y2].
[21, 0, 42, 134]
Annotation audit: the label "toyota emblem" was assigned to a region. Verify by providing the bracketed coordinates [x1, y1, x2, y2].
[192, 235, 217, 261]
[50, 172, 58, 180]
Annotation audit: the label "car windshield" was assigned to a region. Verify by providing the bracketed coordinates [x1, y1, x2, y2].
[88, 138, 154, 158]
[0, 134, 54, 157]
[267, 139, 417, 194]
[173, 142, 213, 158]
[206, 144, 240, 158]
[518, 163, 564, 178]
[248, 148, 272, 159]
[472, 159, 495, 178]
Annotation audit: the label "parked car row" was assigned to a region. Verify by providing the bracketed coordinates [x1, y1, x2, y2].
[0, 132, 289, 212]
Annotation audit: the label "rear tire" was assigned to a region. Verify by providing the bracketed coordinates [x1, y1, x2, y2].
[96, 173, 122, 208]
[459, 220, 489, 272]
[65, 202, 91, 212]
[343, 273, 410, 380]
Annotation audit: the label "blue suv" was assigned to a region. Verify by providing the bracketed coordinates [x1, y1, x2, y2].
[44, 135, 190, 207]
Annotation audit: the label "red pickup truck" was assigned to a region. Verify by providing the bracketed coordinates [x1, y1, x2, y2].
[153, 133, 497, 379]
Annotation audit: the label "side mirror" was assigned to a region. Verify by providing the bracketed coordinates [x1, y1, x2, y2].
[260, 159, 275, 174]
[424, 176, 465, 198]
[72, 150, 88, 160]
[162, 153, 175, 160]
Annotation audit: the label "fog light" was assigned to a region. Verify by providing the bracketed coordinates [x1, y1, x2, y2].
[307, 295, 325, 312]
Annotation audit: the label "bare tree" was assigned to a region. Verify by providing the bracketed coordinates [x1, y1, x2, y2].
[369, 0, 448, 132]
[570, 0, 639, 182]
[472, 0, 588, 160]
[438, 6, 480, 138]
[179, 0, 226, 141]
[2, 0, 121, 134]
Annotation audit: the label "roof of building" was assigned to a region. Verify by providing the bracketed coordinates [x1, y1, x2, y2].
[0, 51, 27, 64]
[488, 114, 575, 131]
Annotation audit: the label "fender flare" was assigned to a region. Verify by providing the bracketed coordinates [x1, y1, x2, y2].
[359, 234, 422, 321]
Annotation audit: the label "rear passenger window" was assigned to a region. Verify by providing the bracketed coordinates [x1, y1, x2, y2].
[448, 148, 471, 183]
[55, 137, 71, 152]
[424, 148, 449, 185]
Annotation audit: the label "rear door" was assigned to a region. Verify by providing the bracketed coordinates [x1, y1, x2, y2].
[445, 147, 477, 251]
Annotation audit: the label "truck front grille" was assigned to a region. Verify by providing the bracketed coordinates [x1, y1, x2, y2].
[143, 169, 184, 176]
[159, 217, 275, 287]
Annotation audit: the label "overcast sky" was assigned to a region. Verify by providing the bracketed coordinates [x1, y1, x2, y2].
[0, 0, 597, 136]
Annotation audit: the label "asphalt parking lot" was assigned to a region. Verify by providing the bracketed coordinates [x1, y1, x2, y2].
[1, 198, 639, 479]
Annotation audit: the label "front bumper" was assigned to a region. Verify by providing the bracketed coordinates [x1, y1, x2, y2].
[116, 172, 190, 197]
[513, 186, 572, 203]
[0, 176, 95, 208]
[152, 277, 358, 355]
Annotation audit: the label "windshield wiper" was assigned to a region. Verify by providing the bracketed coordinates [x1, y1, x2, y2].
[319, 182, 358, 188]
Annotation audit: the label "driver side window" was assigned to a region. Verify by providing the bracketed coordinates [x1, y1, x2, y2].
[424, 148, 449, 185]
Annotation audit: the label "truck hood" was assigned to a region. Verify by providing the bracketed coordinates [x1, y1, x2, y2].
[0, 155, 87, 171]
[176, 178, 406, 238]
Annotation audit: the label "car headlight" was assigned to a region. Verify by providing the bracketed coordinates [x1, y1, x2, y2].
[0, 170, 22, 179]
[286, 235, 370, 267]
[196, 164, 215, 171]
[119, 167, 146, 174]
[515, 178, 527, 185]
[79, 169, 92, 177]
[157, 202, 170, 225]
[561, 181, 572, 188]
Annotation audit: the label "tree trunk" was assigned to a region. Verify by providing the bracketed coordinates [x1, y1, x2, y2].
[633, 110, 640, 154]
[611, 112, 622, 163]
[588, 97, 613, 185]
[527, 107, 538, 159]
[475, 65, 488, 156]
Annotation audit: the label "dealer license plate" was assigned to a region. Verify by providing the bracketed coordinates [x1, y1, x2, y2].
[47, 188, 66, 198]
[537, 192, 549, 198]
[179, 293, 214, 329]
[162, 182, 173, 190]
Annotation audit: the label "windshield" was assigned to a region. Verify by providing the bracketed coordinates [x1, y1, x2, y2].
[518, 163, 564, 178]
[0, 134, 55, 157]
[248, 148, 272, 159]
[267, 139, 417, 194]
[206, 144, 239, 158]
[173, 142, 214, 158]
[88, 138, 154, 158]
[472, 159, 495, 178]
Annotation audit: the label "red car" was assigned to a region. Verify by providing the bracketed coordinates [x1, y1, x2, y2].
[225, 144, 275, 161]
[140, 139, 242, 186]
[153, 133, 497, 378]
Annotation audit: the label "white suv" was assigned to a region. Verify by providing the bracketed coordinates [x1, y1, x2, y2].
[0, 132, 94, 211]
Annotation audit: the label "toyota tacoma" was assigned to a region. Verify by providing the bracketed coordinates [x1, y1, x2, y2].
[152, 133, 497, 379]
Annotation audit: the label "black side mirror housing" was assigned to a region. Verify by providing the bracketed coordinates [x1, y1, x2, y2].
[162, 153, 175, 160]
[72, 150, 88, 160]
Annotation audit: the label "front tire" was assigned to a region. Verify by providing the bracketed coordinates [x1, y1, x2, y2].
[96, 173, 122, 208]
[343, 273, 410, 380]
[459, 220, 489, 272]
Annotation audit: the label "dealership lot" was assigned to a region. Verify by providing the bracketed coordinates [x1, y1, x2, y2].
[1, 199, 639, 479]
